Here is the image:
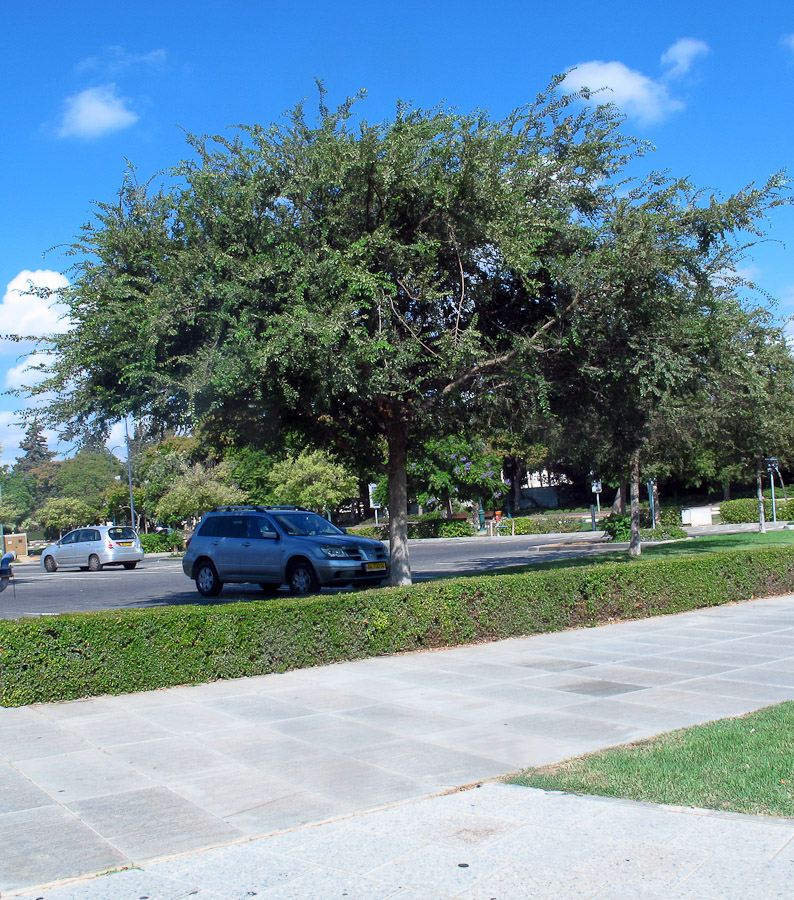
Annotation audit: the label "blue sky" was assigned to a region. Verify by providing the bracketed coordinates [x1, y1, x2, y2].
[2, 0, 793, 465]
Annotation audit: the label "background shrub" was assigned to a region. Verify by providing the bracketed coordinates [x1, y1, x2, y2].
[719, 498, 794, 524]
[438, 520, 476, 538]
[139, 531, 185, 553]
[4, 546, 792, 706]
[512, 515, 585, 535]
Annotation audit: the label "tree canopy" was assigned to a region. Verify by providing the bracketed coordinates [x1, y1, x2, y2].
[32, 80, 793, 575]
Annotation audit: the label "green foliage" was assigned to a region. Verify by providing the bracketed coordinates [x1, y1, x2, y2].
[154, 461, 246, 522]
[139, 531, 185, 553]
[602, 514, 632, 541]
[438, 520, 476, 538]
[266, 449, 358, 513]
[347, 524, 389, 540]
[3, 546, 794, 705]
[50, 451, 116, 511]
[719, 497, 794, 523]
[402, 436, 508, 511]
[511, 515, 585, 535]
[641, 524, 688, 541]
[37, 497, 99, 533]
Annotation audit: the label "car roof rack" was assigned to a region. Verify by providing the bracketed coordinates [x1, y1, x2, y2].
[207, 505, 312, 513]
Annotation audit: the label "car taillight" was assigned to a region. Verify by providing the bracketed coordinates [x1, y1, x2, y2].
[107, 541, 113, 550]
[185, 537, 191, 549]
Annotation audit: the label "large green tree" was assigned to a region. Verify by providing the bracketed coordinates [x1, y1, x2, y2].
[35, 82, 640, 584]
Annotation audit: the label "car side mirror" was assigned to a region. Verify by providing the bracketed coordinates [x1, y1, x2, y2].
[339, 527, 347, 534]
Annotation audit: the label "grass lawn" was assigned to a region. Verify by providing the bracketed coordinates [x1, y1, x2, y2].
[500, 529, 794, 576]
[509, 701, 794, 818]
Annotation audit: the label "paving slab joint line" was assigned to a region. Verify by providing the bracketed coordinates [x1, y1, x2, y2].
[5, 780, 491, 899]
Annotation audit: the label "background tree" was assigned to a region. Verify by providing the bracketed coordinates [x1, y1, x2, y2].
[544, 172, 790, 553]
[38, 497, 99, 536]
[16, 422, 55, 473]
[49, 450, 118, 513]
[154, 461, 246, 523]
[265, 449, 358, 514]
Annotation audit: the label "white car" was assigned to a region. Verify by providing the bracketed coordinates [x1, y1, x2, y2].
[41, 526, 144, 572]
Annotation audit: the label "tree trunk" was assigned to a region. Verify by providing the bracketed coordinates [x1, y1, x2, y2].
[722, 483, 731, 502]
[611, 484, 623, 515]
[629, 450, 642, 557]
[386, 420, 412, 585]
[757, 459, 766, 534]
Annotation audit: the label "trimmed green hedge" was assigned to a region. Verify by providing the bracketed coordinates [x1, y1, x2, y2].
[2, 547, 794, 707]
[139, 531, 185, 553]
[720, 498, 794, 524]
[511, 515, 585, 535]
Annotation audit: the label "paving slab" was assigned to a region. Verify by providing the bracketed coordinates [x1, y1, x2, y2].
[3, 592, 794, 897]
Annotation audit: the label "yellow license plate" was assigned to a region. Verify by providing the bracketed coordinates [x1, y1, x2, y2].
[120, 541, 133, 546]
[365, 561, 386, 571]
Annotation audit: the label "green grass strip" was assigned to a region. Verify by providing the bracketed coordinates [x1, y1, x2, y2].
[510, 701, 794, 818]
[2, 545, 794, 706]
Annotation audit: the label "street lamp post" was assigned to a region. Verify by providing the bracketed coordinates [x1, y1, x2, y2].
[766, 458, 779, 524]
[124, 420, 137, 530]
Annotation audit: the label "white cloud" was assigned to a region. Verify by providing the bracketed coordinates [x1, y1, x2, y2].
[4, 353, 49, 390]
[0, 271, 71, 350]
[76, 46, 167, 75]
[562, 61, 683, 125]
[562, 38, 708, 126]
[661, 38, 710, 79]
[57, 84, 139, 139]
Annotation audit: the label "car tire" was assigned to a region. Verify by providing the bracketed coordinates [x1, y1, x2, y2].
[195, 561, 223, 597]
[88, 554, 103, 572]
[287, 560, 319, 596]
[123, 562, 137, 570]
[258, 582, 281, 594]
[43, 555, 57, 573]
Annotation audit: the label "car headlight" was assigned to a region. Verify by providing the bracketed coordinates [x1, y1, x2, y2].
[320, 545, 349, 558]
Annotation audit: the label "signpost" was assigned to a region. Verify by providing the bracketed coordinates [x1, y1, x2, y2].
[591, 479, 602, 515]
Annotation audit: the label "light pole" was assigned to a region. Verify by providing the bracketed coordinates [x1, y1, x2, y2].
[766, 458, 779, 523]
[109, 446, 121, 478]
[124, 419, 137, 530]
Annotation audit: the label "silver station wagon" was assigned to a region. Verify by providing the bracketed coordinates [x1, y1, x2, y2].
[41, 525, 144, 573]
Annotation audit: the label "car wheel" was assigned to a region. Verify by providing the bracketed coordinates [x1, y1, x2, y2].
[287, 560, 319, 596]
[88, 554, 103, 572]
[43, 555, 57, 573]
[123, 561, 137, 570]
[258, 582, 281, 594]
[195, 561, 223, 597]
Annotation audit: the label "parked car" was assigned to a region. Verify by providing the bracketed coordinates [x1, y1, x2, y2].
[41, 526, 144, 573]
[182, 505, 390, 597]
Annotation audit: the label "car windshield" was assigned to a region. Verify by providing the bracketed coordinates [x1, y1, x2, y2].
[271, 512, 343, 536]
[108, 527, 137, 540]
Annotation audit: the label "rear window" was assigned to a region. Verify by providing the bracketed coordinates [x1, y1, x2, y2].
[108, 527, 137, 541]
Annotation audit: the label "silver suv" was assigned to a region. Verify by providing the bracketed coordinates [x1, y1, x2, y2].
[182, 506, 390, 597]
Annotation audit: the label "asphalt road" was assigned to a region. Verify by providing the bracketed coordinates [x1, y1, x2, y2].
[1, 531, 611, 619]
[6, 522, 784, 620]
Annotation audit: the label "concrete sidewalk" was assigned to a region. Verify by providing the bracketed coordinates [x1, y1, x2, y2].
[3, 594, 794, 898]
